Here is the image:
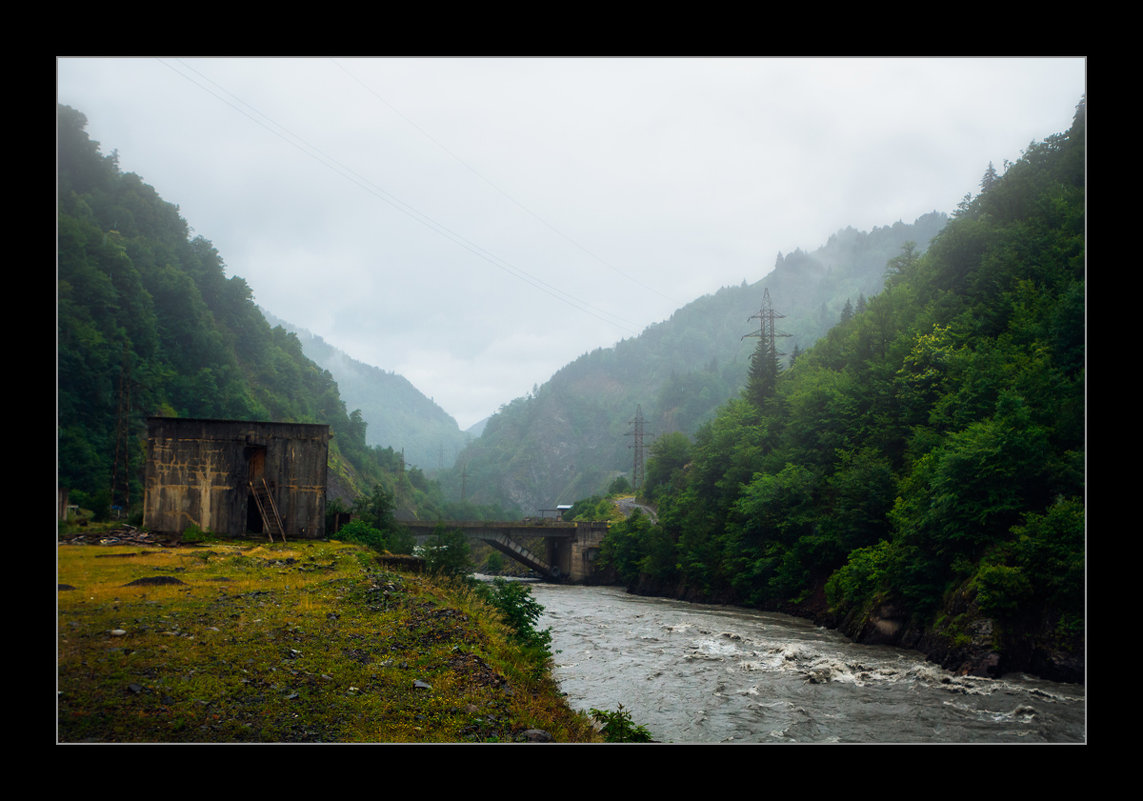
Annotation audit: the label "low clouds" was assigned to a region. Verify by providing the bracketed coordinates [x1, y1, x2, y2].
[57, 57, 1086, 429]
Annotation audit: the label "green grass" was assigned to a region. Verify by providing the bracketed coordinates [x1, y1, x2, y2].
[57, 540, 601, 743]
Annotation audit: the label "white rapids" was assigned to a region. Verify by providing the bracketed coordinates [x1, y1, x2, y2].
[528, 582, 1085, 744]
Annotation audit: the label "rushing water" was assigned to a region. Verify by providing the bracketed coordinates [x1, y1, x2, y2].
[529, 582, 1085, 744]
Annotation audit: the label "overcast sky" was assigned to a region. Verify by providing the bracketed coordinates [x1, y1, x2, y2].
[56, 57, 1086, 430]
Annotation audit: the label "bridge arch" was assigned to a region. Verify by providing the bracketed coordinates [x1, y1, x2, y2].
[402, 520, 608, 582]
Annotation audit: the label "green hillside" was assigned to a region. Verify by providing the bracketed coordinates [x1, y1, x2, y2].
[57, 92, 1086, 682]
[262, 311, 471, 473]
[444, 211, 947, 515]
[604, 98, 1086, 681]
[56, 104, 430, 520]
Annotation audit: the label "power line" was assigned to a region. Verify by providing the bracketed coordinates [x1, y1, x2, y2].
[331, 58, 680, 308]
[158, 58, 640, 336]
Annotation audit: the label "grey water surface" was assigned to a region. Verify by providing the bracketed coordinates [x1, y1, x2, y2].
[530, 582, 1085, 744]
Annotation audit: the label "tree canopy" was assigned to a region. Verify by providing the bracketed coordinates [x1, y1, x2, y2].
[618, 98, 1086, 675]
[56, 104, 459, 522]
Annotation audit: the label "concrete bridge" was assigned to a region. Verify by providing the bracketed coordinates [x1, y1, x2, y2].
[401, 519, 609, 582]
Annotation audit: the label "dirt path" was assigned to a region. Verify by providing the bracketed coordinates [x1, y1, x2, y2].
[615, 496, 658, 525]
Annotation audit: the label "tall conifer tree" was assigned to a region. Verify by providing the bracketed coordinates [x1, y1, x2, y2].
[744, 289, 787, 408]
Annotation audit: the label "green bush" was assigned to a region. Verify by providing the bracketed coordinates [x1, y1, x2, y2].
[590, 705, 654, 743]
[385, 525, 416, 555]
[179, 524, 218, 544]
[423, 526, 472, 578]
[483, 551, 506, 574]
[1007, 497, 1084, 614]
[825, 540, 891, 611]
[476, 578, 552, 655]
[598, 510, 647, 584]
[972, 563, 1033, 618]
[334, 519, 387, 553]
[607, 474, 632, 495]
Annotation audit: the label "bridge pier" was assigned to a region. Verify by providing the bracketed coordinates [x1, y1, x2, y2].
[548, 522, 608, 583]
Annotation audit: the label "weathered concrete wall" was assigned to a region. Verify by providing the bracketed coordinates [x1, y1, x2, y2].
[143, 418, 329, 539]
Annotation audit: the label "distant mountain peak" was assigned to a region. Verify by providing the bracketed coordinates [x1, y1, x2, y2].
[261, 309, 470, 472]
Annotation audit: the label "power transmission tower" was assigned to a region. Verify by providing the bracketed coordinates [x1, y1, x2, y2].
[742, 288, 790, 355]
[741, 288, 791, 405]
[626, 404, 647, 490]
[110, 345, 136, 516]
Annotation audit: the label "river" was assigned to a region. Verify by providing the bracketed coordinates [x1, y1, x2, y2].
[528, 582, 1086, 744]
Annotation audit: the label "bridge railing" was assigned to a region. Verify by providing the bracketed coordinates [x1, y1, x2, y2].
[400, 519, 582, 531]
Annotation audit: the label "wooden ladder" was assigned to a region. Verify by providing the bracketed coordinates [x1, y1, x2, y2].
[250, 478, 286, 542]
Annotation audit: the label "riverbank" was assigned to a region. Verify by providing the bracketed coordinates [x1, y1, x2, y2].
[56, 539, 601, 743]
[624, 573, 1083, 685]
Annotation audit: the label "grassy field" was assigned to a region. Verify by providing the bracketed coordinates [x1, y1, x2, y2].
[57, 538, 601, 743]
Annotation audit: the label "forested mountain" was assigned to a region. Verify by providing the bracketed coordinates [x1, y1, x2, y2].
[441, 212, 948, 515]
[603, 99, 1086, 681]
[261, 311, 471, 472]
[58, 91, 1085, 680]
[56, 104, 442, 519]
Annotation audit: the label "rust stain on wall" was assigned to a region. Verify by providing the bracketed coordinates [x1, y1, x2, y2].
[143, 418, 330, 540]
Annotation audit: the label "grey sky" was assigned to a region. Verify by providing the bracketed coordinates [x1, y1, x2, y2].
[56, 57, 1086, 430]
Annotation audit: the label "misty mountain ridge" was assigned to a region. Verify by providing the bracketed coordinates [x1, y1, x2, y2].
[255, 211, 944, 512]
[57, 103, 439, 515]
[54, 98, 946, 524]
[438, 211, 949, 515]
[261, 310, 473, 472]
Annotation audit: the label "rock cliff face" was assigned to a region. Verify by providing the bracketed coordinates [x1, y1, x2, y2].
[894, 594, 1084, 685]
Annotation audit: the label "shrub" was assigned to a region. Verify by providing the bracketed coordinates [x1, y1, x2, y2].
[825, 540, 891, 611]
[385, 525, 416, 555]
[607, 474, 632, 495]
[590, 705, 654, 743]
[476, 578, 552, 654]
[484, 551, 506, 574]
[180, 524, 218, 544]
[972, 563, 1033, 619]
[334, 519, 387, 553]
[423, 526, 472, 578]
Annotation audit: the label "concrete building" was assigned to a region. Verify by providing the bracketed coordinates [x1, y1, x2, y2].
[143, 418, 330, 540]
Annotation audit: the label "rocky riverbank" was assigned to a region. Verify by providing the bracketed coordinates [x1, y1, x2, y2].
[624, 573, 1083, 685]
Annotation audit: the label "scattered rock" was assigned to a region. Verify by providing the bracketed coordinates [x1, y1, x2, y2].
[377, 554, 424, 573]
[805, 668, 832, 684]
[123, 576, 187, 587]
[521, 728, 552, 742]
[1013, 705, 1037, 720]
[62, 526, 167, 547]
